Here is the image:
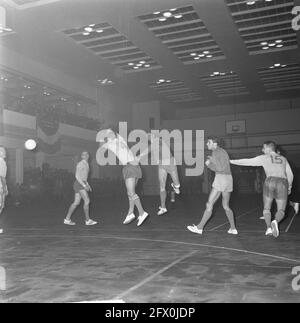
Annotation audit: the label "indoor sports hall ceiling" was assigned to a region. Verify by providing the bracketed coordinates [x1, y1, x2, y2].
[0, 0, 299, 109]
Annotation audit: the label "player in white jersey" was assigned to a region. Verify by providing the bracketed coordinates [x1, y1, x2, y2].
[64, 151, 97, 226]
[0, 147, 8, 234]
[230, 141, 293, 238]
[96, 128, 149, 227]
[276, 146, 299, 216]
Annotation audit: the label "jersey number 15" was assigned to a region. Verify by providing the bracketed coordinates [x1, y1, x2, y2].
[270, 156, 283, 164]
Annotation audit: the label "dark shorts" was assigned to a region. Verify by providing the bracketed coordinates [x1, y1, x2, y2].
[263, 177, 288, 200]
[73, 180, 85, 193]
[122, 164, 142, 181]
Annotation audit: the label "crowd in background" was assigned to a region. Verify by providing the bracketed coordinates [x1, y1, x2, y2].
[3, 98, 101, 130]
[6, 163, 125, 207]
[4, 163, 274, 208]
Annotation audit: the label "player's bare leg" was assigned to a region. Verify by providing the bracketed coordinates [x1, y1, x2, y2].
[263, 195, 273, 236]
[170, 169, 180, 194]
[64, 193, 81, 225]
[79, 189, 96, 225]
[158, 168, 168, 215]
[222, 192, 237, 234]
[271, 198, 287, 238]
[198, 188, 220, 230]
[0, 193, 5, 234]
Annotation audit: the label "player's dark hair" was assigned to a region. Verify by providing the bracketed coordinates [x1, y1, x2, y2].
[207, 136, 220, 146]
[264, 141, 276, 152]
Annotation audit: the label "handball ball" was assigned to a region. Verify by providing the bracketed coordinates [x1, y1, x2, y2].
[25, 139, 37, 150]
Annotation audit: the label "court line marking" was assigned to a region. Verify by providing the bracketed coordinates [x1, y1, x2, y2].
[285, 213, 297, 233]
[0, 255, 293, 269]
[4, 234, 298, 263]
[96, 236, 300, 264]
[114, 250, 197, 300]
[209, 207, 260, 231]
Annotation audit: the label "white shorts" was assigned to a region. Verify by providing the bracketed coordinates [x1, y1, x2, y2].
[212, 174, 233, 193]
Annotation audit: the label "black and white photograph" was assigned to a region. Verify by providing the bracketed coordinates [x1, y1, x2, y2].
[0, 0, 300, 305]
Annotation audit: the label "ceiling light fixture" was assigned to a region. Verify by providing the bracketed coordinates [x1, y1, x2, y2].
[260, 39, 284, 50]
[210, 71, 232, 77]
[155, 8, 183, 22]
[84, 27, 93, 32]
[97, 78, 114, 85]
[246, 0, 273, 5]
[163, 12, 172, 18]
[156, 79, 172, 85]
[269, 63, 287, 69]
[128, 61, 151, 70]
[190, 50, 213, 60]
[82, 24, 105, 36]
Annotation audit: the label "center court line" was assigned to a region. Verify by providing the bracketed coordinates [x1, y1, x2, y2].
[285, 213, 297, 233]
[114, 250, 197, 300]
[209, 207, 260, 231]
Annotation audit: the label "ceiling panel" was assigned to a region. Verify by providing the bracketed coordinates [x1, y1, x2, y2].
[226, 0, 297, 55]
[149, 79, 202, 103]
[62, 22, 161, 73]
[137, 5, 225, 65]
[257, 63, 300, 92]
[200, 71, 250, 97]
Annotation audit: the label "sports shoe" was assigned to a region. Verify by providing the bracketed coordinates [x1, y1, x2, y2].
[170, 191, 175, 203]
[0, 228, 3, 234]
[265, 228, 273, 236]
[227, 228, 238, 235]
[137, 212, 149, 227]
[271, 220, 279, 238]
[123, 213, 136, 225]
[157, 207, 167, 216]
[294, 202, 299, 215]
[171, 183, 180, 195]
[85, 219, 97, 226]
[187, 225, 203, 235]
[64, 219, 76, 226]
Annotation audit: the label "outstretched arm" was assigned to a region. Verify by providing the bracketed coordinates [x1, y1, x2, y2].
[230, 156, 263, 167]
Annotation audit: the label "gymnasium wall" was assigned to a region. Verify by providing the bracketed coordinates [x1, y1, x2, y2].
[162, 99, 300, 165]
